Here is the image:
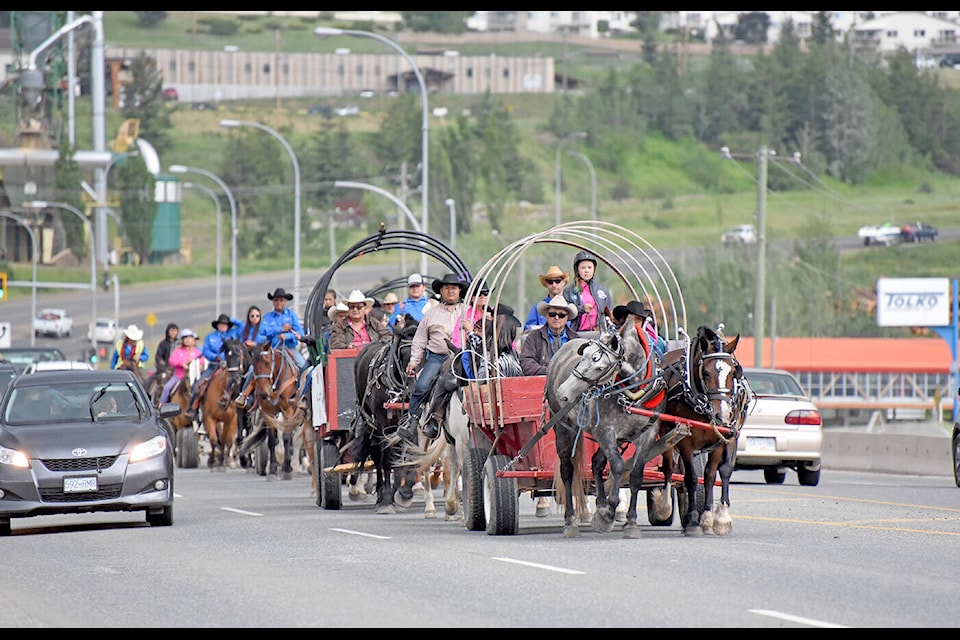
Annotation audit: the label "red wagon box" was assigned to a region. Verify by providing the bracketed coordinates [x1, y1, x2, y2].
[463, 375, 546, 426]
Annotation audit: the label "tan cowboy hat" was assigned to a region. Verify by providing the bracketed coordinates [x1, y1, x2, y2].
[123, 324, 144, 341]
[536, 295, 578, 321]
[539, 265, 570, 288]
[382, 292, 400, 305]
[344, 289, 375, 310]
[327, 301, 349, 322]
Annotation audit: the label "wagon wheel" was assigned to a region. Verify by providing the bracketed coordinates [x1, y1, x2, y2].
[319, 440, 342, 510]
[462, 447, 487, 531]
[482, 454, 519, 536]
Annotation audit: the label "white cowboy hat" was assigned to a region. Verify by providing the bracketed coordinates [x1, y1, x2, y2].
[536, 295, 578, 321]
[327, 301, 349, 322]
[344, 289, 375, 309]
[123, 324, 144, 341]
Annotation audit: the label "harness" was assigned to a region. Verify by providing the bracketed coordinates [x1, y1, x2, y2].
[355, 336, 414, 429]
[253, 346, 298, 405]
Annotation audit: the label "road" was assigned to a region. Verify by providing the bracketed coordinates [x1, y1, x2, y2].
[0, 465, 957, 627]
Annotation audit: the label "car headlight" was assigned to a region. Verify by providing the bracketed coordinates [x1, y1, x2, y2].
[130, 436, 168, 463]
[0, 446, 29, 468]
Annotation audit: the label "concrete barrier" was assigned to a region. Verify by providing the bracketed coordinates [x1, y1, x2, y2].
[822, 424, 953, 477]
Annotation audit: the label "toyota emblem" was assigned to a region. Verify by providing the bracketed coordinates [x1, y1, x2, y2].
[72, 448, 87, 457]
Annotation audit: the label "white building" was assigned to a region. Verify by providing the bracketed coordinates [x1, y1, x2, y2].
[467, 12, 636, 38]
[853, 12, 959, 53]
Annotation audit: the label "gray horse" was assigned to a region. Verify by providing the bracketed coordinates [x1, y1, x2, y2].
[547, 319, 666, 538]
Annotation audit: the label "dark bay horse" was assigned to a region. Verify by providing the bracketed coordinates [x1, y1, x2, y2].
[239, 342, 305, 480]
[547, 320, 666, 538]
[349, 326, 419, 515]
[646, 325, 748, 537]
[201, 338, 248, 472]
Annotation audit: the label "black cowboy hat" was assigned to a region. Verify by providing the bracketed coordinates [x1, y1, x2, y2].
[431, 272, 469, 296]
[613, 300, 652, 324]
[211, 313, 237, 330]
[267, 288, 294, 301]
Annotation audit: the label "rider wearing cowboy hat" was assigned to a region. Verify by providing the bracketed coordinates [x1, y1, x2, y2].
[110, 324, 149, 370]
[613, 300, 666, 357]
[519, 295, 580, 376]
[398, 272, 469, 445]
[257, 287, 307, 370]
[184, 313, 238, 421]
[524, 265, 570, 331]
[329, 289, 390, 350]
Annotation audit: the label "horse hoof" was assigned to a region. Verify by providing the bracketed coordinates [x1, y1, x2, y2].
[282, 472, 293, 481]
[424, 511, 437, 520]
[563, 525, 582, 538]
[412, 481, 425, 497]
[376, 504, 397, 515]
[348, 492, 364, 502]
[713, 521, 732, 537]
[592, 510, 616, 533]
[623, 524, 643, 540]
[615, 510, 627, 524]
[683, 525, 704, 538]
[394, 492, 414, 509]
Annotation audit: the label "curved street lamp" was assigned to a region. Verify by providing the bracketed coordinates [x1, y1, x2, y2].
[555, 131, 587, 227]
[183, 183, 224, 316]
[219, 119, 302, 315]
[23, 201, 97, 355]
[566, 150, 597, 221]
[315, 26, 429, 276]
[169, 165, 238, 318]
[0, 212, 38, 347]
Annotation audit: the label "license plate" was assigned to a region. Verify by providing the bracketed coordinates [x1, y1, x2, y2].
[64, 476, 98, 493]
[746, 437, 776, 452]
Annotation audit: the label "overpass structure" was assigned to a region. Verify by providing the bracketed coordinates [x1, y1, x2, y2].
[735, 336, 956, 427]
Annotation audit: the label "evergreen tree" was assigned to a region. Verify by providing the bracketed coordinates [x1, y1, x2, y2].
[120, 53, 173, 155]
[116, 156, 156, 265]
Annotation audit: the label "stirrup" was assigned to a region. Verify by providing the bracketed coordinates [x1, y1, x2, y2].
[396, 423, 419, 446]
[421, 419, 440, 440]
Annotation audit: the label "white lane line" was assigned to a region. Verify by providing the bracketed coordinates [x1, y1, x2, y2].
[221, 507, 263, 517]
[492, 557, 585, 575]
[749, 609, 848, 628]
[331, 528, 392, 540]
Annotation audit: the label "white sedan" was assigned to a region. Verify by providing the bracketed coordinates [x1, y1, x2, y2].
[87, 317, 119, 344]
[857, 222, 902, 246]
[736, 368, 823, 486]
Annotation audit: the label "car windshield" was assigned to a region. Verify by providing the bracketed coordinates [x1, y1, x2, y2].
[4, 381, 147, 425]
[746, 372, 805, 397]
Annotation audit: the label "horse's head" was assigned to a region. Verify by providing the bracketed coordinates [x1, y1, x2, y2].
[251, 342, 278, 401]
[221, 338, 247, 387]
[693, 325, 745, 428]
[556, 330, 624, 403]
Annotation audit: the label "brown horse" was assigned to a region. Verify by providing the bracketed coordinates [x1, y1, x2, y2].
[647, 325, 749, 537]
[239, 342, 305, 480]
[201, 338, 248, 472]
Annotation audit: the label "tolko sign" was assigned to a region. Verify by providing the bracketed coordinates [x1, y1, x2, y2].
[876, 278, 950, 327]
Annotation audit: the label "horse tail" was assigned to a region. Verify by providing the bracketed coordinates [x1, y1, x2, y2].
[402, 434, 446, 472]
[552, 434, 588, 520]
[237, 423, 267, 458]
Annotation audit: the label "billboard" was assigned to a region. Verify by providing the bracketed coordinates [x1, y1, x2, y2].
[876, 278, 951, 327]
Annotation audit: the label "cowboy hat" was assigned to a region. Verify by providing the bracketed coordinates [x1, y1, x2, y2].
[431, 272, 469, 297]
[539, 265, 570, 288]
[211, 313, 237, 330]
[382, 292, 400, 305]
[327, 301, 349, 322]
[469, 277, 493, 297]
[122, 324, 144, 341]
[536, 295, 578, 321]
[344, 289, 375, 309]
[613, 300, 652, 324]
[267, 288, 294, 301]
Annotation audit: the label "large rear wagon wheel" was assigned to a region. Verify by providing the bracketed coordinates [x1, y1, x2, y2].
[462, 447, 487, 531]
[319, 441, 342, 510]
[176, 428, 199, 469]
[483, 454, 519, 536]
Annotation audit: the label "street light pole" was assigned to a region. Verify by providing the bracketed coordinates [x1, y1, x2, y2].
[444, 198, 456, 251]
[23, 201, 96, 355]
[315, 26, 429, 276]
[566, 150, 597, 220]
[169, 165, 238, 318]
[333, 180, 419, 231]
[183, 183, 223, 316]
[555, 131, 587, 227]
[219, 119, 301, 315]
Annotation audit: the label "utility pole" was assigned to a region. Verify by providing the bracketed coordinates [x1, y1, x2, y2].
[754, 146, 768, 368]
[398, 161, 409, 276]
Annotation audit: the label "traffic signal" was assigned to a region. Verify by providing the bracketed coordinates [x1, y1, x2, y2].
[0, 272, 7, 301]
[101, 271, 111, 292]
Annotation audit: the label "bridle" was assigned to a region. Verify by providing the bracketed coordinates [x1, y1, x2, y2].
[253, 345, 297, 405]
[572, 332, 624, 387]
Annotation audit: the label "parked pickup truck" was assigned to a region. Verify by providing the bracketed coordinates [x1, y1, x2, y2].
[857, 222, 902, 246]
[33, 308, 74, 339]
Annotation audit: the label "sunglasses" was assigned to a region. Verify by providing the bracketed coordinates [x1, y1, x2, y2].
[382, 302, 396, 307]
[547, 312, 568, 319]
[249, 314, 260, 319]
[348, 304, 365, 310]
[546, 279, 564, 285]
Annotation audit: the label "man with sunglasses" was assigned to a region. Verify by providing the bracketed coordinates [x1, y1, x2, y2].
[524, 265, 570, 331]
[519, 295, 581, 376]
